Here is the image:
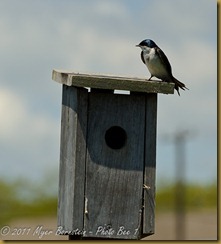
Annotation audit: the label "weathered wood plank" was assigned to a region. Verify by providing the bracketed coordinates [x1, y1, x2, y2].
[58, 85, 88, 232]
[52, 70, 174, 94]
[143, 93, 157, 235]
[83, 92, 145, 239]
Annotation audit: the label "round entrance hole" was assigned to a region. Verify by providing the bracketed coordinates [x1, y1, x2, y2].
[105, 126, 127, 150]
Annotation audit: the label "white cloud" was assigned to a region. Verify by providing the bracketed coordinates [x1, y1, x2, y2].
[166, 39, 217, 84]
[0, 89, 27, 138]
[0, 88, 60, 181]
[0, 89, 58, 140]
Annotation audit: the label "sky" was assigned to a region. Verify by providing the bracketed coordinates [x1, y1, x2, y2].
[0, 0, 217, 188]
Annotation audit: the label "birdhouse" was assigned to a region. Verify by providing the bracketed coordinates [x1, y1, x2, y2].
[52, 70, 174, 240]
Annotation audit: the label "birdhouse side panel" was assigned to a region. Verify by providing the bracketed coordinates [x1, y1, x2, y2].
[143, 93, 157, 235]
[58, 85, 88, 232]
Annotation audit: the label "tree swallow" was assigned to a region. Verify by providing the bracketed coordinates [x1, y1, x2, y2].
[136, 39, 188, 96]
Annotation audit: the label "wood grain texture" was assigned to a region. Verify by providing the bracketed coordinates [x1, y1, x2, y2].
[52, 70, 174, 94]
[83, 92, 146, 239]
[143, 93, 157, 235]
[56, 83, 157, 239]
[58, 85, 88, 232]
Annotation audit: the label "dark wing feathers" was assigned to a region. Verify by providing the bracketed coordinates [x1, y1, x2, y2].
[155, 47, 172, 75]
[140, 51, 145, 64]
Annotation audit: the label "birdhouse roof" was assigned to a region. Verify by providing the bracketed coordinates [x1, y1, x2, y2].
[52, 70, 174, 94]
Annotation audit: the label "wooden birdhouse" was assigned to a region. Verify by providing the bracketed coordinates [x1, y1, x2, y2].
[52, 70, 174, 240]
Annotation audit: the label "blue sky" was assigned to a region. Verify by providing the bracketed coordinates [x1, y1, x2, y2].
[0, 0, 217, 187]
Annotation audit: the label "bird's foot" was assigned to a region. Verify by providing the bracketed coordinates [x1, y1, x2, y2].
[147, 75, 153, 81]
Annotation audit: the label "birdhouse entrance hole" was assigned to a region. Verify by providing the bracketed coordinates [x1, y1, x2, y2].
[105, 126, 127, 150]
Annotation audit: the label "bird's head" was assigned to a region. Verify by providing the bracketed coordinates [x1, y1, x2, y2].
[136, 39, 158, 50]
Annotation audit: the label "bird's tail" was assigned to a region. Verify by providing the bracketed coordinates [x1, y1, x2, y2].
[172, 77, 189, 96]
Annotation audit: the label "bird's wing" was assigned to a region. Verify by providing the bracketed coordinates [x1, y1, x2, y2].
[155, 47, 172, 75]
[141, 51, 145, 64]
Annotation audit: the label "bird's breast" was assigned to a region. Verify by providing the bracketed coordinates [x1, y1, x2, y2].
[143, 50, 169, 79]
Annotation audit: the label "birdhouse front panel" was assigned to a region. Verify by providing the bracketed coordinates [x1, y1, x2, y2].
[83, 92, 146, 239]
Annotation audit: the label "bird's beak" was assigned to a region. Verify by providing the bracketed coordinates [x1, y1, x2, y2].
[136, 44, 140, 47]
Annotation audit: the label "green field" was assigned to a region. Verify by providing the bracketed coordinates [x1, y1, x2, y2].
[0, 179, 217, 227]
[156, 182, 217, 211]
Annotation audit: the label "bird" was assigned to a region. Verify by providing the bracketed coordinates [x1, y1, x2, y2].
[136, 39, 188, 96]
